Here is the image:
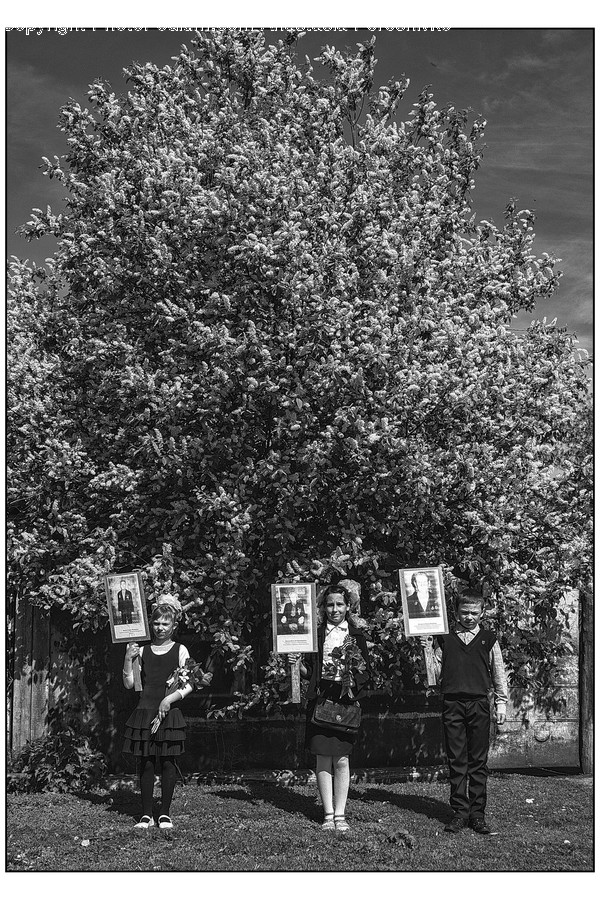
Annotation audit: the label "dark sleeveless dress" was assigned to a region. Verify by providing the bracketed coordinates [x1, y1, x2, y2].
[122, 642, 186, 758]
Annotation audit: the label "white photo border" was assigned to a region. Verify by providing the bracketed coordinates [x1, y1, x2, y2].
[398, 565, 449, 637]
[104, 570, 151, 643]
[271, 581, 318, 654]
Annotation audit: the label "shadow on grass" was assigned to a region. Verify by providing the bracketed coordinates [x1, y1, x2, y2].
[78, 785, 141, 821]
[490, 767, 582, 779]
[354, 786, 450, 825]
[212, 784, 322, 823]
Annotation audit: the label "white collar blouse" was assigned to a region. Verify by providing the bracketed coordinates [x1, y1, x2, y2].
[322, 619, 349, 681]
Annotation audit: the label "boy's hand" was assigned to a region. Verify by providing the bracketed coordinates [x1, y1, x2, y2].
[496, 710, 506, 726]
[419, 636, 434, 647]
[287, 653, 301, 665]
[200, 672, 213, 688]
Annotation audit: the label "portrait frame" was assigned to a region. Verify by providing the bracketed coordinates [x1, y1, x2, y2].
[271, 582, 317, 654]
[399, 565, 449, 637]
[104, 570, 151, 644]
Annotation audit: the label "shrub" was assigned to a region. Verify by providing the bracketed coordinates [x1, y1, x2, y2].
[8, 726, 107, 793]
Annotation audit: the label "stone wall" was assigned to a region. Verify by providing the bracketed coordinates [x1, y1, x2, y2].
[489, 589, 580, 768]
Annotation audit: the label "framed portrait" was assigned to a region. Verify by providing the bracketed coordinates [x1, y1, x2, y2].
[104, 571, 151, 644]
[271, 582, 317, 654]
[399, 566, 449, 637]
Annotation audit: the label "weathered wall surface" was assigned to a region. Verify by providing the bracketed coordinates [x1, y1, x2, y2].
[488, 589, 580, 768]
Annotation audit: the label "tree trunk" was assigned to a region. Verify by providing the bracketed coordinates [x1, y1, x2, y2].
[579, 583, 593, 774]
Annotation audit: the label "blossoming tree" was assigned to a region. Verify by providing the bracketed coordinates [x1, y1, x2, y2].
[8, 30, 591, 711]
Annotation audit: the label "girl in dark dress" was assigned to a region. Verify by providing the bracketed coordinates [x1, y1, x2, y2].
[290, 585, 370, 832]
[122, 596, 210, 829]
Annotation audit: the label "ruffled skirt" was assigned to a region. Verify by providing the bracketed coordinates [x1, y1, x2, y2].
[122, 707, 186, 758]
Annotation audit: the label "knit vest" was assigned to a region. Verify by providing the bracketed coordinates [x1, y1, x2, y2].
[438, 629, 496, 696]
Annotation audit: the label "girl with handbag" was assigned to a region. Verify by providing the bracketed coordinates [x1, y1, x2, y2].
[289, 584, 370, 832]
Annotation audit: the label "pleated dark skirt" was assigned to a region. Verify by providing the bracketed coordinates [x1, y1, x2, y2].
[305, 680, 358, 757]
[123, 707, 186, 758]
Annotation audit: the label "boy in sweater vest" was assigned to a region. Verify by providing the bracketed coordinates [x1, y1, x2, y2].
[422, 588, 507, 834]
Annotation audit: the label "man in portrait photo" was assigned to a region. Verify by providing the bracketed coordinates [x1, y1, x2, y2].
[279, 588, 307, 634]
[405, 571, 441, 619]
[116, 578, 135, 624]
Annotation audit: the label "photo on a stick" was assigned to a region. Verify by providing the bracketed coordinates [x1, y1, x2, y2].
[399, 566, 449, 637]
[104, 571, 150, 643]
[271, 582, 317, 654]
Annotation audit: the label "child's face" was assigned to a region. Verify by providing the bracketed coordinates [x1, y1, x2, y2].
[456, 601, 484, 630]
[325, 593, 348, 625]
[152, 614, 175, 642]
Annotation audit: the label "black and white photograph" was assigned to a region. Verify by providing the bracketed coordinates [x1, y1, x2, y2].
[104, 571, 150, 643]
[6, 18, 592, 878]
[271, 582, 317, 653]
[399, 566, 449, 637]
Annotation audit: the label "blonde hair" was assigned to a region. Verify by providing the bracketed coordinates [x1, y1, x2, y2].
[151, 593, 182, 624]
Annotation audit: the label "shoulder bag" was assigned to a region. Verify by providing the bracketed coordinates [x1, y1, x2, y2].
[311, 696, 362, 734]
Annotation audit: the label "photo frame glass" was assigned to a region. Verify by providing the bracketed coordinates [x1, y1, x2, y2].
[104, 571, 151, 643]
[399, 566, 449, 636]
[271, 582, 317, 654]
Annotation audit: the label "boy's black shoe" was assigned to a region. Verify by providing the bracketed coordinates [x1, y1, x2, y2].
[470, 818, 492, 834]
[444, 815, 468, 833]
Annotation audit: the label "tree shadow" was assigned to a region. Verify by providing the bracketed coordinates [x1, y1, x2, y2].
[78, 785, 141, 820]
[491, 766, 582, 778]
[354, 786, 449, 824]
[211, 787, 260, 805]
[211, 783, 321, 823]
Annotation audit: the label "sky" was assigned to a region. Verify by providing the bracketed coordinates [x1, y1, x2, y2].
[5, 26, 594, 358]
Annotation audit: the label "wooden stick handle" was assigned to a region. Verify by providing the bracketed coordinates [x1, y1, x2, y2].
[290, 658, 301, 702]
[423, 644, 437, 686]
[133, 656, 142, 692]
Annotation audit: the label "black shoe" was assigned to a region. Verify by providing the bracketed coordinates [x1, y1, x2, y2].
[470, 818, 492, 834]
[444, 815, 468, 833]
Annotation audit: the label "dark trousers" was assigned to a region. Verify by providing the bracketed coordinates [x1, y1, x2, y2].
[442, 694, 491, 820]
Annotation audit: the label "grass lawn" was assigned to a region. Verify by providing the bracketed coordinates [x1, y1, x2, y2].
[6, 771, 593, 872]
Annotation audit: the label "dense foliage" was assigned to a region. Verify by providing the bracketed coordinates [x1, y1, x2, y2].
[8, 726, 108, 793]
[8, 29, 591, 712]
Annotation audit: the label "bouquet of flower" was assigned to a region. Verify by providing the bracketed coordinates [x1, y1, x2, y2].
[165, 657, 212, 694]
[150, 659, 213, 733]
[328, 636, 367, 698]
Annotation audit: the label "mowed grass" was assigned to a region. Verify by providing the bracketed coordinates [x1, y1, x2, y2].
[6, 772, 593, 872]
